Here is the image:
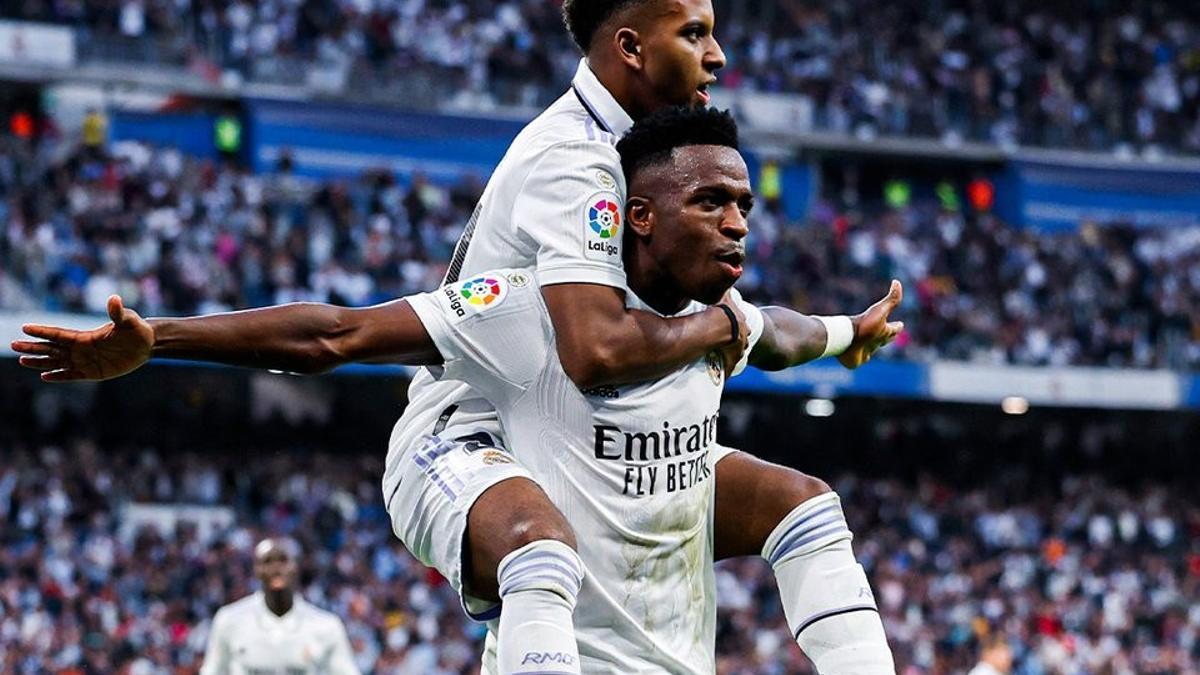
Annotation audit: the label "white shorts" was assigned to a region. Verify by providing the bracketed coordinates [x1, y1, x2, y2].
[384, 426, 533, 618]
[384, 417, 740, 619]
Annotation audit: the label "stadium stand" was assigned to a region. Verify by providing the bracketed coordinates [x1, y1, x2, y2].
[4, 0, 1199, 153]
[2, 135, 1196, 369]
[0, 433, 1195, 673]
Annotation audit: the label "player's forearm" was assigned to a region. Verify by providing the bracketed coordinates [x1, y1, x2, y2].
[748, 308, 831, 371]
[149, 304, 353, 374]
[543, 283, 734, 388]
[568, 307, 732, 387]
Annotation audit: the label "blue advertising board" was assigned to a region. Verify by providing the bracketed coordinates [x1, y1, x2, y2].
[110, 111, 218, 159]
[724, 359, 928, 399]
[246, 99, 527, 182]
[1010, 160, 1200, 231]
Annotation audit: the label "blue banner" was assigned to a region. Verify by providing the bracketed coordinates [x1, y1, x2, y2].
[247, 99, 527, 182]
[111, 111, 217, 159]
[1010, 160, 1200, 231]
[725, 359, 928, 399]
[1186, 375, 1200, 409]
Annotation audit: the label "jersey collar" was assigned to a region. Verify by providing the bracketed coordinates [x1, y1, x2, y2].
[571, 58, 635, 138]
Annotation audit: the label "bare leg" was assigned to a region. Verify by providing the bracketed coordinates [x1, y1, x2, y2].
[714, 451, 895, 673]
[464, 476, 584, 674]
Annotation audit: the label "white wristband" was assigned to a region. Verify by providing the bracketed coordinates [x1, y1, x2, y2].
[816, 315, 854, 358]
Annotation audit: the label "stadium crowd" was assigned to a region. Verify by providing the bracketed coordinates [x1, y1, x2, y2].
[4, 0, 1200, 153]
[2, 137, 1197, 370]
[0, 439, 1195, 673]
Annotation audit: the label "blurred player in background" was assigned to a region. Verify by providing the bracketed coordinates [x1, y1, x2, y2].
[200, 538, 360, 675]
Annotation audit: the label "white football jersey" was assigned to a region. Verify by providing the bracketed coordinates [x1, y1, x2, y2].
[383, 59, 635, 509]
[199, 593, 360, 675]
[408, 269, 764, 675]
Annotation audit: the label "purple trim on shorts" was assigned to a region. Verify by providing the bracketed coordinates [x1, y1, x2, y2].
[412, 436, 463, 500]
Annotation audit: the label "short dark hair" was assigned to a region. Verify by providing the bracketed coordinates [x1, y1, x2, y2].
[616, 106, 740, 184]
[562, 0, 646, 52]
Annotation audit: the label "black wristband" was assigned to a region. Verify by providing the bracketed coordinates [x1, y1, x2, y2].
[716, 303, 740, 346]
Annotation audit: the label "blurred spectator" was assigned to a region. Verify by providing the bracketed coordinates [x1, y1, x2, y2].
[967, 635, 1013, 675]
[81, 107, 109, 160]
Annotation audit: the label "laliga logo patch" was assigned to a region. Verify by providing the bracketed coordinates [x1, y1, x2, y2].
[442, 275, 508, 318]
[460, 276, 505, 306]
[589, 198, 621, 239]
[584, 192, 622, 260]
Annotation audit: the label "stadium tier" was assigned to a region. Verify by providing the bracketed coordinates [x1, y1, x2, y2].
[3, 1, 1200, 154]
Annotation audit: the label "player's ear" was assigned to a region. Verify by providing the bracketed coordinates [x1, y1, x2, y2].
[614, 28, 644, 70]
[627, 196, 655, 237]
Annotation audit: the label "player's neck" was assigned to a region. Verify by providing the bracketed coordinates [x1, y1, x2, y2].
[264, 590, 294, 617]
[589, 53, 650, 121]
[624, 249, 689, 316]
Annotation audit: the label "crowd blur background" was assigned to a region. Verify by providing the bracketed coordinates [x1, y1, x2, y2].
[0, 1, 1198, 674]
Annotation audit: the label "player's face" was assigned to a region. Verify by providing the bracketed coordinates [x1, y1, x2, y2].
[644, 145, 751, 304]
[638, 0, 725, 108]
[254, 544, 297, 593]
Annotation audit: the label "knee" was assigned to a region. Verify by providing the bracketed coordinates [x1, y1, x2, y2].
[773, 470, 832, 510]
[505, 510, 578, 553]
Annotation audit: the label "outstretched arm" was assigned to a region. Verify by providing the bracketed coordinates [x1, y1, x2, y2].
[749, 281, 905, 372]
[12, 295, 442, 383]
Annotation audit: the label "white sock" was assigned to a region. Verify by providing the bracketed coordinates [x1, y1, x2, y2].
[496, 540, 585, 674]
[763, 492, 895, 674]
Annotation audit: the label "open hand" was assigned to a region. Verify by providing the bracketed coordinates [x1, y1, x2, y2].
[11, 295, 154, 382]
[838, 280, 905, 370]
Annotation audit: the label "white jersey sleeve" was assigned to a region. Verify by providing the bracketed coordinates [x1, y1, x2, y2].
[726, 288, 766, 377]
[198, 609, 230, 675]
[511, 140, 628, 289]
[407, 269, 551, 401]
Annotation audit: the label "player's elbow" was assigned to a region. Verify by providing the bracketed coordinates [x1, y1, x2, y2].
[311, 307, 370, 373]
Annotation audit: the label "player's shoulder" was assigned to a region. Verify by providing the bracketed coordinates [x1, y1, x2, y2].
[214, 593, 260, 622]
[507, 92, 622, 165]
[296, 599, 346, 628]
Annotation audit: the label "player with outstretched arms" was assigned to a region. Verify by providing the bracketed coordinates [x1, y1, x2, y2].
[380, 2, 897, 671]
[16, 107, 900, 673]
[200, 538, 360, 675]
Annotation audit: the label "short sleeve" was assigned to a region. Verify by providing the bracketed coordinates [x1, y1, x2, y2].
[325, 617, 361, 675]
[407, 269, 552, 398]
[512, 140, 629, 289]
[726, 288, 765, 377]
[198, 610, 229, 675]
